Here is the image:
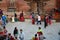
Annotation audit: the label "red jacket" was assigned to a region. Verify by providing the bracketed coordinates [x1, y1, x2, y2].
[34, 37, 38, 40]
[10, 36, 14, 40]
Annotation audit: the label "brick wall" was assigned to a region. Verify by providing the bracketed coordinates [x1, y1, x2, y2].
[0, 0, 8, 11]
[44, 0, 56, 11]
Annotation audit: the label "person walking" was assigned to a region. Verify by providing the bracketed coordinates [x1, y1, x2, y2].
[37, 14, 41, 25]
[13, 27, 18, 38]
[31, 12, 35, 24]
[19, 29, 24, 40]
[44, 16, 48, 28]
[1, 14, 7, 27]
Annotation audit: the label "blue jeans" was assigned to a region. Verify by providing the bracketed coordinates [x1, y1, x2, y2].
[37, 21, 41, 25]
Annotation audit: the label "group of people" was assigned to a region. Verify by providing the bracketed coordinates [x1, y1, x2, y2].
[0, 10, 25, 27]
[0, 25, 45, 40]
[0, 9, 52, 28]
[12, 11, 25, 22]
[32, 27, 45, 40]
[0, 26, 24, 40]
[31, 12, 52, 28]
[31, 12, 41, 25]
[0, 9, 52, 40]
[44, 14, 52, 28]
[13, 27, 24, 40]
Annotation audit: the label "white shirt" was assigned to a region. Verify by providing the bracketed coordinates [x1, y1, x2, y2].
[19, 32, 24, 39]
[38, 15, 41, 21]
[12, 16, 15, 22]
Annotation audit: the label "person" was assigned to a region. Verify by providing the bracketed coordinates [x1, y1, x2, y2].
[1, 14, 7, 27]
[3, 26, 8, 35]
[19, 29, 24, 40]
[32, 18, 35, 24]
[34, 34, 38, 40]
[39, 32, 45, 40]
[37, 27, 43, 36]
[19, 11, 24, 22]
[13, 27, 18, 38]
[46, 14, 49, 25]
[12, 16, 15, 22]
[14, 13, 18, 22]
[31, 12, 35, 24]
[14, 13, 17, 18]
[37, 27, 42, 32]
[37, 14, 41, 25]
[48, 15, 52, 25]
[44, 16, 48, 28]
[8, 33, 14, 40]
[31, 12, 35, 19]
[37, 27, 43, 40]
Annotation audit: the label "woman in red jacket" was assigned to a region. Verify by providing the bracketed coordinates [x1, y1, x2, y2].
[19, 11, 24, 22]
[32, 18, 35, 24]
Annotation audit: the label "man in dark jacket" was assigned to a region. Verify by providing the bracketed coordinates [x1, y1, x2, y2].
[13, 27, 18, 38]
[44, 16, 48, 28]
